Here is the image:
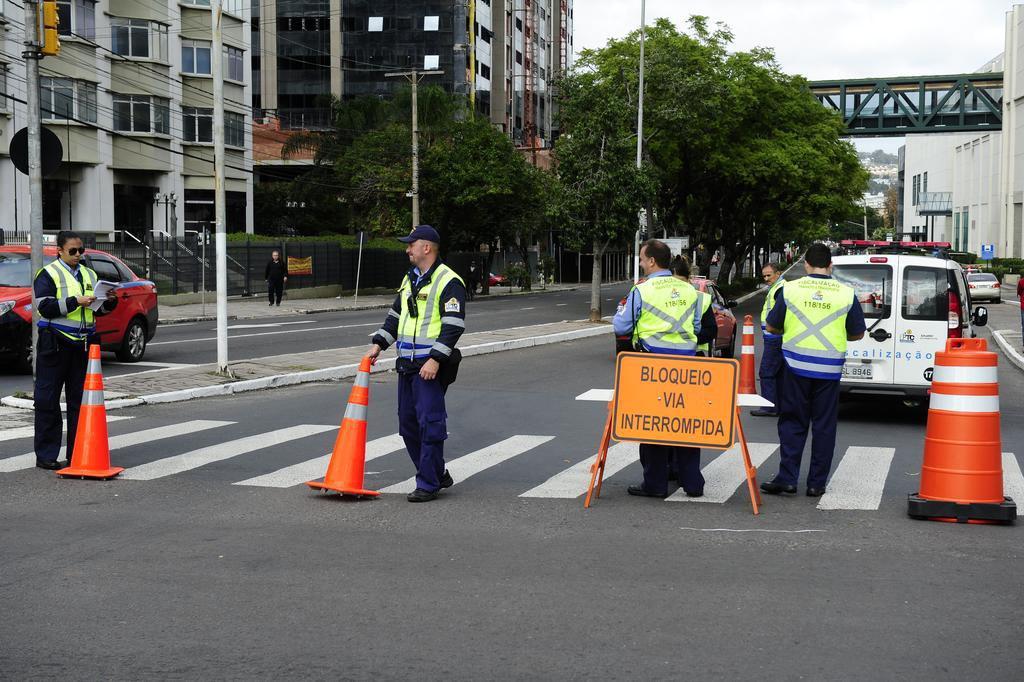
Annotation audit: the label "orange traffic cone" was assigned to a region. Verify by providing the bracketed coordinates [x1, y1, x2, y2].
[57, 344, 124, 480]
[908, 338, 1016, 524]
[738, 314, 757, 395]
[306, 356, 379, 497]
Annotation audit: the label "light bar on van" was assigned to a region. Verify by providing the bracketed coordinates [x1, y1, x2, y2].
[839, 240, 952, 248]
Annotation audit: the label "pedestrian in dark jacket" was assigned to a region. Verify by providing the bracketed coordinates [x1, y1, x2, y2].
[265, 251, 287, 306]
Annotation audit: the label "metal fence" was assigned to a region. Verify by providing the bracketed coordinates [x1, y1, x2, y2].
[3, 228, 629, 295]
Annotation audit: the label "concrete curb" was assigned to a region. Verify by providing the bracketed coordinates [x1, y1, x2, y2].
[0, 323, 611, 411]
[991, 329, 1024, 373]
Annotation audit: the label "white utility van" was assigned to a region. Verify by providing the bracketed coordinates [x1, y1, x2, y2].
[829, 241, 989, 403]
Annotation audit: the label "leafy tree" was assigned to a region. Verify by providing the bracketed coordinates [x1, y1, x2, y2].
[555, 64, 656, 320]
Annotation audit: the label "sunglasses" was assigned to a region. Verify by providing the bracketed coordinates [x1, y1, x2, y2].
[406, 292, 419, 319]
[66, 247, 85, 256]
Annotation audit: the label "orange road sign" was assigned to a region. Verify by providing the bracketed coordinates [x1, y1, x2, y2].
[611, 353, 738, 449]
[585, 353, 761, 515]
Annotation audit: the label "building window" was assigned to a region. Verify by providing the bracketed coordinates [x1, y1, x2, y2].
[424, 15, 439, 31]
[182, 106, 213, 142]
[0, 66, 7, 111]
[113, 94, 169, 134]
[181, 0, 210, 6]
[224, 45, 244, 81]
[225, 111, 244, 147]
[182, 40, 212, 75]
[368, 16, 383, 31]
[40, 77, 96, 122]
[341, 16, 360, 31]
[922, 171, 928, 194]
[424, 54, 439, 70]
[56, 0, 95, 39]
[111, 18, 168, 61]
[479, 63, 490, 79]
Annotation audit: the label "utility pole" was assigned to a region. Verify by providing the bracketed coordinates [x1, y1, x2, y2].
[211, 0, 229, 373]
[633, 0, 646, 283]
[23, 0, 45, 371]
[862, 198, 869, 240]
[385, 69, 443, 229]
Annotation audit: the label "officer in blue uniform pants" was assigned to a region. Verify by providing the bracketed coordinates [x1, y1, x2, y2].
[751, 262, 786, 417]
[367, 225, 467, 503]
[33, 231, 117, 469]
[760, 243, 866, 497]
[612, 241, 717, 498]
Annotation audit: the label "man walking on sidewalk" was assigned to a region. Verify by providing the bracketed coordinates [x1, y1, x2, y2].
[366, 225, 467, 502]
[1018, 276, 1024, 348]
[264, 251, 288, 306]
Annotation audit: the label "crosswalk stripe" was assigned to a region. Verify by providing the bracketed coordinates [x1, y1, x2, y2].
[233, 433, 406, 488]
[121, 424, 336, 481]
[519, 443, 639, 498]
[817, 446, 896, 510]
[665, 442, 778, 503]
[381, 435, 555, 494]
[0, 416, 133, 443]
[0, 420, 234, 473]
[1002, 452, 1024, 504]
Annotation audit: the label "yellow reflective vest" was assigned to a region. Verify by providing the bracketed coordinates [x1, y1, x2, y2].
[780, 276, 855, 380]
[760, 277, 785, 338]
[632, 275, 700, 355]
[395, 263, 465, 362]
[36, 259, 97, 342]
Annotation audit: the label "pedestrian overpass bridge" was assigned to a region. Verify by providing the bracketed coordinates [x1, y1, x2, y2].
[808, 73, 1004, 136]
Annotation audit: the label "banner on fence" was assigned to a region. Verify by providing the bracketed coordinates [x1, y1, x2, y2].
[288, 256, 313, 275]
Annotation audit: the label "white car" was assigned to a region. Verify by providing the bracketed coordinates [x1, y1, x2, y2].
[830, 242, 989, 404]
[967, 272, 1002, 303]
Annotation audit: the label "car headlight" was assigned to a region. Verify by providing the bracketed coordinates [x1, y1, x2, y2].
[0, 301, 16, 316]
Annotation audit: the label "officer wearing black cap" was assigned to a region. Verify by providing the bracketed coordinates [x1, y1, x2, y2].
[366, 225, 467, 502]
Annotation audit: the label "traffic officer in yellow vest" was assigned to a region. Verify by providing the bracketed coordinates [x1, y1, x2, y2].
[751, 262, 786, 417]
[367, 225, 467, 502]
[672, 255, 716, 356]
[33, 231, 118, 469]
[761, 243, 866, 496]
[613, 240, 717, 498]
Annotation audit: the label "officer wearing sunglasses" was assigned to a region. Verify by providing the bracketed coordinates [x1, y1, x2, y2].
[367, 225, 467, 502]
[32, 230, 118, 470]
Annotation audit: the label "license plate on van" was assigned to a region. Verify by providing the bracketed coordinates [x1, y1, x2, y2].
[842, 364, 873, 380]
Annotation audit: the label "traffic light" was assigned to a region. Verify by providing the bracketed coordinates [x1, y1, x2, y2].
[40, 0, 60, 56]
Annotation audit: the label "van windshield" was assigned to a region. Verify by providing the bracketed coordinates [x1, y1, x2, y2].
[0, 253, 32, 287]
[903, 266, 948, 321]
[831, 264, 892, 319]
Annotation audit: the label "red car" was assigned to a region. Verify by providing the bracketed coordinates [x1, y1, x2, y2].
[0, 246, 159, 372]
[614, 276, 738, 357]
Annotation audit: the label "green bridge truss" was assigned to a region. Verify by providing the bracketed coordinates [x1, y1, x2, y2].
[808, 74, 1004, 136]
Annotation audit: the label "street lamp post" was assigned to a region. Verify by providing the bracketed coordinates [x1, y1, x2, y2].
[633, 0, 646, 283]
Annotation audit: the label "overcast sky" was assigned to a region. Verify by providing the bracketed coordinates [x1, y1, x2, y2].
[573, 0, 1014, 154]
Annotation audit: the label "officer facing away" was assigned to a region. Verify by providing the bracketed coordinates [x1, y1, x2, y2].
[760, 243, 866, 497]
[33, 231, 118, 469]
[751, 262, 786, 417]
[612, 239, 718, 498]
[366, 225, 467, 502]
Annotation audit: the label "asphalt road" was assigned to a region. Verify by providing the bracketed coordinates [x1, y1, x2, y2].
[2, 291, 1022, 678]
[0, 282, 629, 398]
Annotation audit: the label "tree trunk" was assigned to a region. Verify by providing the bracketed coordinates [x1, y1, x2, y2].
[515, 236, 532, 292]
[589, 239, 606, 322]
[481, 242, 497, 295]
[718, 243, 738, 285]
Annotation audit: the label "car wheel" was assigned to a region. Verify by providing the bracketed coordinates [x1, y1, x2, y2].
[116, 318, 148, 362]
[721, 331, 737, 359]
[15, 341, 33, 374]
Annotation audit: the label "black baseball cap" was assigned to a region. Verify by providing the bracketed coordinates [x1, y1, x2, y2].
[397, 225, 441, 243]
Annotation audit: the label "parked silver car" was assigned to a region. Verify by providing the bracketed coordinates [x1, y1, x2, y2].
[967, 272, 1002, 302]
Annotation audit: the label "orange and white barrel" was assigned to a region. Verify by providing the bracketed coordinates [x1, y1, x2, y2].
[739, 315, 757, 394]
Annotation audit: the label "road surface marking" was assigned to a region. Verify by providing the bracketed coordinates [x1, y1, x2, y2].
[225, 321, 317, 330]
[575, 389, 614, 401]
[1002, 452, 1024, 504]
[148, 322, 379, 346]
[519, 442, 638, 498]
[817, 446, 895, 510]
[0, 420, 233, 473]
[678, 527, 826, 534]
[121, 424, 335, 480]
[665, 442, 778, 503]
[234, 433, 406, 487]
[556, 303, 568, 306]
[380, 435, 555, 494]
[0, 415, 132, 443]
[519, 307, 536, 310]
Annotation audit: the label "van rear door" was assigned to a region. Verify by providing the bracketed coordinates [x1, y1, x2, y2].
[892, 263, 952, 387]
[831, 259, 896, 386]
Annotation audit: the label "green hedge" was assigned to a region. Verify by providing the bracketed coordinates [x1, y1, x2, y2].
[948, 251, 978, 265]
[228, 232, 407, 251]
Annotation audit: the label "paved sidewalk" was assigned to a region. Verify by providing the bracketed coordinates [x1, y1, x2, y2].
[1, 319, 613, 412]
[159, 283, 583, 324]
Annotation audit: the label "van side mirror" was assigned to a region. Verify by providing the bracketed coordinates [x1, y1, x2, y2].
[972, 306, 988, 327]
